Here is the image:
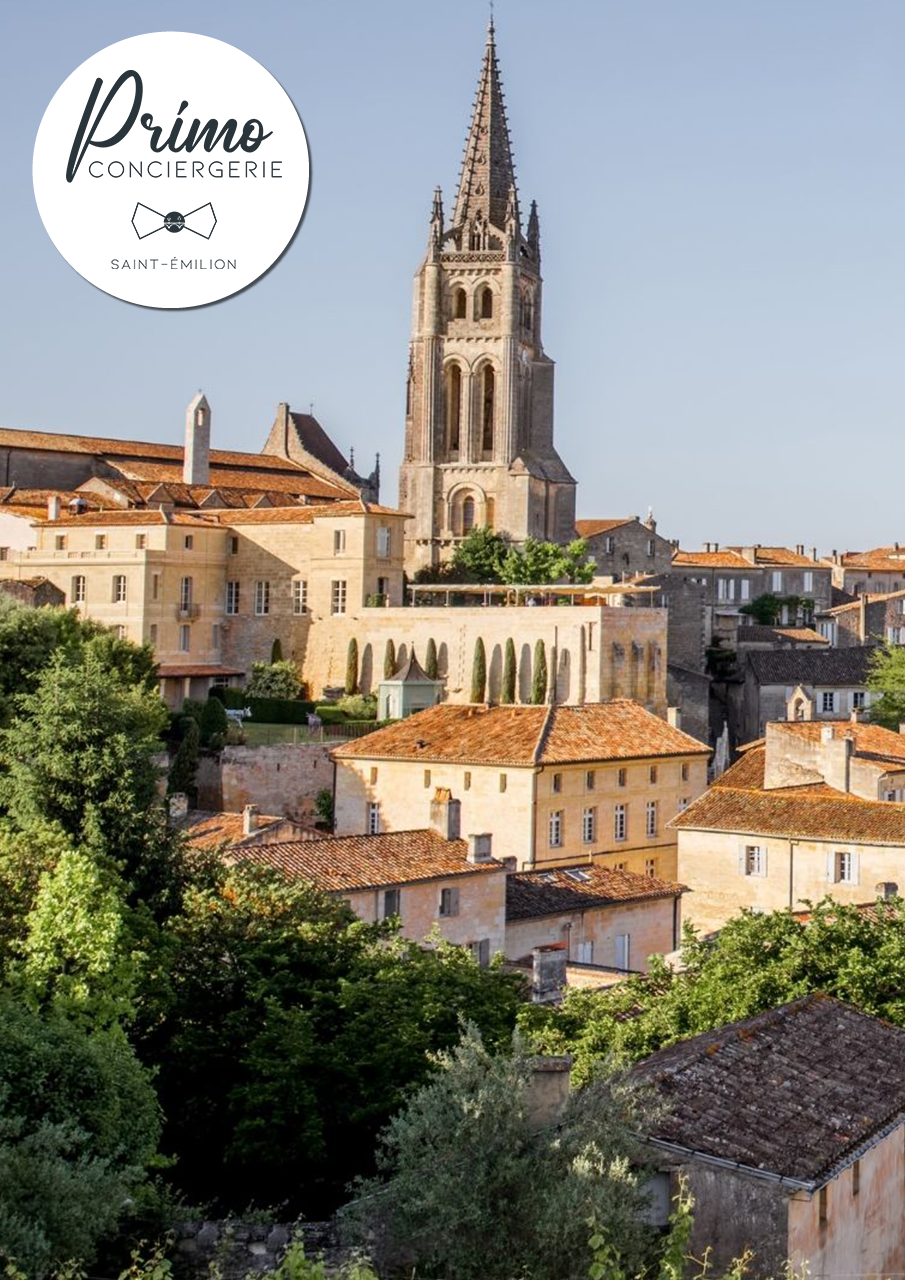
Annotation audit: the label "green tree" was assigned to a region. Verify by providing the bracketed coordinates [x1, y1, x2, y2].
[0, 996, 160, 1278]
[869, 643, 905, 729]
[167, 718, 200, 801]
[739, 593, 783, 625]
[560, 537, 596, 584]
[343, 1024, 656, 1280]
[345, 638, 359, 696]
[498, 537, 596, 587]
[383, 638, 397, 679]
[531, 639, 548, 704]
[501, 638, 516, 705]
[451, 527, 507, 583]
[315, 788, 335, 829]
[138, 866, 522, 1216]
[424, 637, 438, 680]
[198, 696, 228, 748]
[470, 637, 486, 703]
[246, 660, 302, 700]
[271, 637, 283, 663]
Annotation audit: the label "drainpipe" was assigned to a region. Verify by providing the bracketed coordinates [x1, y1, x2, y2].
[789, 840, 798, 910]
[672, 894, 681, 951]
[528, 768, 538, 868]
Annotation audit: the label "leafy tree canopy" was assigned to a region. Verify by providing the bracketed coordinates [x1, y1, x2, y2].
[449, 530, 596, 587]
[868, 643, 905, 729]
[245, 659, 303, 700]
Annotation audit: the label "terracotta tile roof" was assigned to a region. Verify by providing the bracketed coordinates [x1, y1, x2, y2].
[672, 777, 905, 844]
[227, 828, 503, 891]
[205, 500, 406, 524]
[333, 700, 710, 767]
[157, 664, 244, 677]
[746, 646, 875, 687]
[635, 994, 905, 1186]
[828, 587, 905, 616]
[726, 545, 818, 568]
[775, 627, 830, 643]
[672, 549, 751, 569]
[36, 510, 216, 528]
[711, 745, 767, 790]
[737, 625, 828, 645]
[770, 720, 905, 769]
[184, 810, 284, 850]
[0, 488, 108, 511]
[575, 518, 635, 538]
[837, 548, 905, 573]
[506, 864, 686, 921]
[110, 460, 347, 499]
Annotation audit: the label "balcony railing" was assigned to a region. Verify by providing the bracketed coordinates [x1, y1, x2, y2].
[174, 603, 201, 620]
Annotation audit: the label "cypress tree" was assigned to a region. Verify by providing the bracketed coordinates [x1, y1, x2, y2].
[470, 638, 487, 704]
[384, 638, 397, 679]
[270, 637, 283, 663]
[501, 638, 516, 705]
[425, 637, 438, 680]
[531, 640, 548, 705]
[168, 717, 200, 799]
[345, 637, 359, 696]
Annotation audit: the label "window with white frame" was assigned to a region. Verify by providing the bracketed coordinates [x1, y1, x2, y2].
[225, 581, 240, 615]
[71, 575, 86, 604]
[255, 580, 270, 616]
[678, 797, 691, 812]
[331, 580, 347, 615]
[822, 691, 836, 713]
[614, 803, 627, 841]
[604, 535, 615, 554]
[647, 538, 655, 557]
[852, 691, 866, 709]
[741, 844, 765, 876]
[717, 578, 734, 602]
[549, 810, 563, 848]
[112, 574, 127, 603]
[179, 624, 191, 653]
[646, 801, 658, 837]
[582, 807, 596, 844]
[439, 887, 460, 918]
[367, 802, 380, 835]
[772, 570, 783, 591]
[292, 579, 308, 614]
[832, 850, 857, 884]
[180, 576, 193, 611]
[804, 571, 814, 593]
[376, 526, 391, 558]
[740, 578, 750, 601]
[333, 529, 346, 555]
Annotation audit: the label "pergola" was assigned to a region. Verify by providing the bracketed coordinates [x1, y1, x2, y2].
[406, 580, 661, 607]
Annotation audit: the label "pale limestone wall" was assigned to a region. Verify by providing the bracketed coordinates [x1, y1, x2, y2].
[504, 895, 679, 971]
[299, 603, 668, 708]
[787, 1124, 905, 1280]
[750, 681, 873, 738]
[581, 521, 674, 580]
[345, 868, 507, 957]
[677, 828, 905, 934]
[531, 757, 707, 874]
[334, 756, 535, 867]
[0, 511, 38, 553]
[215, 744, 333, 819]
[763, 724, 905, 800]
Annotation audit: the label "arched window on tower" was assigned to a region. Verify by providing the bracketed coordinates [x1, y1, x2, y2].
[477, 286, 493, 319]
[462, 496, 475, 534]
[446, 364, 462, 456]
[481, 365, 495, 456]
[452, 287, 467, 320]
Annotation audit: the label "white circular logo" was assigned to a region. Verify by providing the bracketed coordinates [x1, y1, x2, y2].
[33, 32, 310, 309]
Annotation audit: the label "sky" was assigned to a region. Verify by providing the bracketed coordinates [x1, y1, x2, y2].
[1, 0, 904, 552]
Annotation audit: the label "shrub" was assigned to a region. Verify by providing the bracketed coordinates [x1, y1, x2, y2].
[345, 639, 359, 696]
[245, 698, 317, 724]
[315, 788, 335, 829]
[246, 660, 303, 701]
[365, 593, 387, 608]
[199, 696, 228, 748]
[315, 706, 347, 724]
[336, 693, 377, 721]
[470, 638, 486, 703]
[168, 718, 200, 798]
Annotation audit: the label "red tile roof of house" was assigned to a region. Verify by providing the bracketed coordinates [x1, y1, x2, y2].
[672, 549, 752, 569]
[506, 864, 686, 921]
[835, 549, 905, 572]
[205, 501, 406, 524]
[769, 720, 905, 769]
[227, 828, 503, 891]
[634, 993, 905, 1186]
[37, 509, 218, 527]
[333, 700, 710, 768]
[726, 546, 818, 568]
[575, 518, 636, 537]
[184, 810, 285, 850]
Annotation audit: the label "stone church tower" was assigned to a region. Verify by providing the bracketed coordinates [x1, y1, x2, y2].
[398, 21, 576, 574]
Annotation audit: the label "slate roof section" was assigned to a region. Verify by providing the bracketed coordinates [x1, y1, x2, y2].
[746, 646, 875, 687]
[333, 700, 710, 767]
[228, 828, 503, 891]
[287, 411, 350, 478]
[634, 994, 905, 1187]
[506, 864, 686, 921]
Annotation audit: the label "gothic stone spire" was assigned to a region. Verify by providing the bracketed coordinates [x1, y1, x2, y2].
[452, 21, 519, 236]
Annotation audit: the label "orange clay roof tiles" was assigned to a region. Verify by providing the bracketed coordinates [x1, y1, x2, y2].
[183, 810, 285, 850]
[837, 549, 905, 571]
[711, 744, 767, 790]
[726, 546, 818, 567]
[36, 510, 217, 527]
[574, 518, 636, 537]
[226, 828, 502, 891]
[205, 501, 407, 524]
[672, 549, 751, 568]
[506, 864, 686, 921]
[333, 700, 710, 767]
[770, 720, 905, 768]
[111, 460, 348, 498]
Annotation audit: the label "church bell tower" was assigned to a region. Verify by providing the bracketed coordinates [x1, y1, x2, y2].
[398, 21, 576, 574]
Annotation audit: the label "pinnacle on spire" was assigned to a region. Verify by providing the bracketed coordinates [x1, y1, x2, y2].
[452, 22, 520, 235]
[527, 199, 540, 257]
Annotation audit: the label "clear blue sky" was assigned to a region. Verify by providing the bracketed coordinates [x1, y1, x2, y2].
[2, 0, 904, 552]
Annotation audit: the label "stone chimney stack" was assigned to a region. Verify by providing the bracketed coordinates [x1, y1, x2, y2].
[467, 833, 493, 863]
[823, 732, 853, 794]
[242, 804, 259, 836]
[524, 1054, 572, 1131]
[47, 494, 61, 521]
[667, 707, 682, 730]
[429, 788, 461, 841]
[184, 392, 211, 486]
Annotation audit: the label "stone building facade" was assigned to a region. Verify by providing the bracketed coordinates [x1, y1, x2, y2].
[827, 589, 905, 647]
[398, 23, 576, 573]
[575, 514, 675, 581]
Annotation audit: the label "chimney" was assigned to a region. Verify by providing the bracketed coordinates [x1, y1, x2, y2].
[811, 548, 818, 562]
[524, 1053, 572, 1130]
[277, 401, 291, 457]
[899, 724, 905, 737]
[820, 724, 835, 743]
[850, 708, 866, 723]
[467, 833, 493, 863]
[667, 707, 682, 730]
[47, 494, 61, 521]
[168, 792, 189, 825]
[183, 392, 211, 486]
[429, 788, 461, 841]
[242, 804, 259, 836]
[530, 944, 568, 1004]
[823, 734, 853, 793]
[740, 547, 757, 564]
[796, 544, 804, 557]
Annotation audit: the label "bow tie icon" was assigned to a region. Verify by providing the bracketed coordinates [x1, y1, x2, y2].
[131, 202, 217, 240]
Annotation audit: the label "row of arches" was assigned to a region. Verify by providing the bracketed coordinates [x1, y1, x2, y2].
[444, 360, 496, 459]
[450, 282, 494, 322]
